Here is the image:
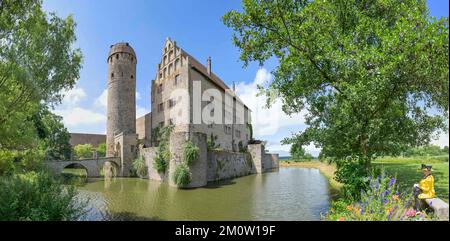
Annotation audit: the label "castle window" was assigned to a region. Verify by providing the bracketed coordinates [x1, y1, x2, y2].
[175, 59, 180, 70]
[158, 103, 164, 112]
[159, 72, 163, 80]
[111, 73, 114, 78]
[174, 74, 180, 86]
[159, 121, 164, 128]
[168, 64, 173, 75]
[169, 50, 174, 61]
[157, 84, 163, 94]
[236, 130, 241, 138]
[163, 55, 167, 65]
[168, 98, 176, 108]
[131, 57, 134, 62]
[116, 54, 119, 59]
[131, 75, 134, 79]
[224, 125, 231, 135]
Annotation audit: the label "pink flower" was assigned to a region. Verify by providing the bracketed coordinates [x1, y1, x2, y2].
[405, 208, 417, 217]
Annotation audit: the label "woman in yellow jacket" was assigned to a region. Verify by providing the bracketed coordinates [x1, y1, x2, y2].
[413, 164, 436, 210]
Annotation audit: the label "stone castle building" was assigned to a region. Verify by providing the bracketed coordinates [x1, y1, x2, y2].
[136, 38, 251, 151]
[104, 39, 278, 187]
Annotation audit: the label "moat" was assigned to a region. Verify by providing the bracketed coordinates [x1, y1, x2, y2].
[77, 167, 330, 221]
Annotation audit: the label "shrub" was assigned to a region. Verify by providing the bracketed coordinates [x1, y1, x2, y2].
[0, 171, 87, 221]
[182, 141, 199, 166]
[173, 163, 191, 187]
[334, 157, 380, 200]
[132, 155, 147, 178]
[96, 143, 106, 157]
[0, 150, 16, 175]
[324, 174, 437, 221]
[74, 144, 93, 159]
[152, 126, 172, 173]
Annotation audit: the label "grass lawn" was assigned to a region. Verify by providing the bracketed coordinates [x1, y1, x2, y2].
[281, 156, 449, 203]
[373, 156, 449, 203]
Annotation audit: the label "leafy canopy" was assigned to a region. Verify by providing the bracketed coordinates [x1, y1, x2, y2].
[0, 0, 82, 151]
[223, 0, 449, 165]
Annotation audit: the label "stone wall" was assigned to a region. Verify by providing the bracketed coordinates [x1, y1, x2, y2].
[207, 150, 253, 182]
[142, 147, 161, 180]
[142, 132, 278, 188]
[69, 133, 106, 148]
[263, 153, 279, 170]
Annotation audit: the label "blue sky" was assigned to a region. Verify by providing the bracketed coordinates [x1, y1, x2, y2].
[43, 0, 449, 156]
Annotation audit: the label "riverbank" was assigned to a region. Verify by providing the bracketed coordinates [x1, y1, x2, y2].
[280, 161, 342, 199]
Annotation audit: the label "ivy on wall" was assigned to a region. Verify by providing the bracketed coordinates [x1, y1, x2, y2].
[173, 140, 199, 187]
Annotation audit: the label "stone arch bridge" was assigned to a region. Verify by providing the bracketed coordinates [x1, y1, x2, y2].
[45, 157, 121, 178]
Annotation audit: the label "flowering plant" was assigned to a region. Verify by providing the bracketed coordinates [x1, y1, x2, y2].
[325, 173, 437, 221]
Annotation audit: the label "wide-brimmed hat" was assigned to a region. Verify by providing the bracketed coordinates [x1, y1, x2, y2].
[421, 164, 432, 171]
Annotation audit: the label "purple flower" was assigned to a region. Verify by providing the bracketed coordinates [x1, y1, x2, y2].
[429, 201, 432, 207]
[389, 177, 396, 187]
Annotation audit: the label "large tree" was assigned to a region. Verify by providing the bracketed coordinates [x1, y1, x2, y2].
[224, 0, 448, 167]
[0, 0, 82, 151]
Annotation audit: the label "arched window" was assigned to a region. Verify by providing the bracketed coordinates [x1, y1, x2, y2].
[174, 58, 180, 70]
[168, 64, 173, 75]
[131, 75, 134, 79]
[169, 50, 174, 61]
[116, 54, 119, 59]
[163, 55, 167, 65]
[111, 73, 114, 78]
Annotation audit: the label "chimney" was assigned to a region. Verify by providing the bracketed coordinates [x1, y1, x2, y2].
[207, 57, 211, 75]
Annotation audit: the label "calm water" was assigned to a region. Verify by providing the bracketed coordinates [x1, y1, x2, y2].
[77, 167, 330, 221]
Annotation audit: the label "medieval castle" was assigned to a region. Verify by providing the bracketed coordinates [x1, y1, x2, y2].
[68, 38, 279, 188]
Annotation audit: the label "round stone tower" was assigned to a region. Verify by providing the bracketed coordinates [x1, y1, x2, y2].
[106, 42, 137, 157]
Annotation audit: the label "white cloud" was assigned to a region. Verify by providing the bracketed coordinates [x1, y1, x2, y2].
[431, 133, 449, 147]
[236, 68, 307, 137]
[59, 87, 86, 108]
[95, 89, 108, 108]
[56, 107, 106, 126]
[136, 105, 150, 118]
[53, 87, 106, 129]
[136, 91, 141, 100]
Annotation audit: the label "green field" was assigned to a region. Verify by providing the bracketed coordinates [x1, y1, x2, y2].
[373, 156, 449, 203]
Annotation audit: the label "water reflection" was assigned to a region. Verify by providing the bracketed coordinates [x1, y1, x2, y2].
[78, 167, 330, 221]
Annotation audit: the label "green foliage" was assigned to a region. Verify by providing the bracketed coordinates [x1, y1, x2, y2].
[0, 150, 15, 175]
[238, 141, 247, 153]
[290, 143, 313, 161]
[96, 143, 107, 158]
[173, 163, 191, 187]
[0, 171, 87, 221]
[182, 141, 199, 166]
[207, 133, 220, 151]
[224, 0, 449, 197]
[403, 145, 449, 157]
[33, 107, 72, 161]
[74, 144, 93, 159]
[152, 126, 173, 173]
[0, 0, 83, 151]
[132, 155, 147, 178]
[334, 157, 380, 200]
[325, 174, 437, 221]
